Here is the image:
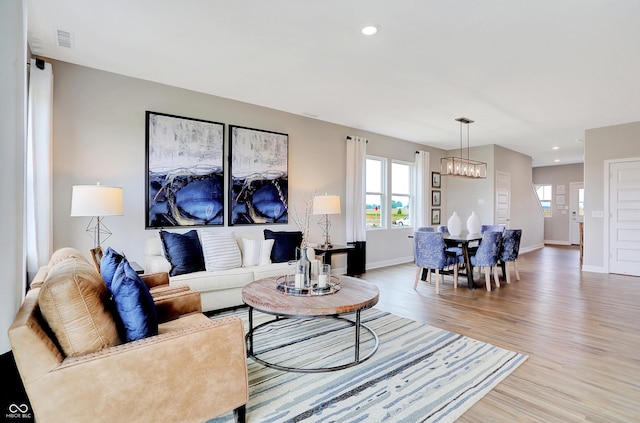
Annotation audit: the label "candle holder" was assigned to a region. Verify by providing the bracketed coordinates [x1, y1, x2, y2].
[276, 274, 341, 296]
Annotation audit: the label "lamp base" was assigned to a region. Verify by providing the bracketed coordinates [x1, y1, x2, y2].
[320, 241, 333, 249]
[85, 216, 112, 248]
[318, 214, 333, 250]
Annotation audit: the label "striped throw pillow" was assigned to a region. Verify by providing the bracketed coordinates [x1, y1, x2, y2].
[241, 238, 274, 267]
[199, 231, 242, 272]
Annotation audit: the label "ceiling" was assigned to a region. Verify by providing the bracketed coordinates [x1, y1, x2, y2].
[26, 0, 640, 167]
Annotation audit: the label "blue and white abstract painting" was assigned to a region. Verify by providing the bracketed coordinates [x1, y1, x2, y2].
[146, 111, 224, 228]
[229, 126, 288, 225]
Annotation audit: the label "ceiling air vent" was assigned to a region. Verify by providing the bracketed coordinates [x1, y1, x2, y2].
[57, 29, 72, 48]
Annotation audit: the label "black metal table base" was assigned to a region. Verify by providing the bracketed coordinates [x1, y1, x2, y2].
[245, 307, 379, 373]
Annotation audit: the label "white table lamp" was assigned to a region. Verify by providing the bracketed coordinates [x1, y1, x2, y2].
[71, 183, 123, 248]
[313, 194, 341, 249]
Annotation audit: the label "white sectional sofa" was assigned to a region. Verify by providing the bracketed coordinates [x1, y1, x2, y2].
[144, 229, 314, 312]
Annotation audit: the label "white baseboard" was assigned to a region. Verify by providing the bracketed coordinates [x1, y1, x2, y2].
[366, 256, 414, 271]
[544, 240, 571, 245]
[520, 243, 544, 254]
[581, 265, 606, 273]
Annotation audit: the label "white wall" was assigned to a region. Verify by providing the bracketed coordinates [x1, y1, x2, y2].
[1, 0, 27, 354]
[584, 121, 640, 272]
[532, 163, 584, 244]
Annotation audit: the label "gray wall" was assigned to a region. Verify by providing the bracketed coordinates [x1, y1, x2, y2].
[48, 60, 546, 279]
[494, 145, 545, 251]
[50, 60, 446, 273]
[445, 145, 496, 226]
[1, 0, 26, 354]
[445, 144, 544, 252]
[533, 163, 584, 244]
[583, 121, 640, 272]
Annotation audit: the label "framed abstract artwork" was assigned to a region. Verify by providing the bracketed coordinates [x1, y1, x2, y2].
[145, 111, 225, 228]
[229, 125, 288, 225]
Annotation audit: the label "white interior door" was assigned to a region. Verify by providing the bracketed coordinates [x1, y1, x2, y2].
[495, 172, 511, 227]
[570, 182, 584, 245]
[609, 160, 640, 276]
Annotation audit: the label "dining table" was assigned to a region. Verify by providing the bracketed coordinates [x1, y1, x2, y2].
[442, 231, 483, 289]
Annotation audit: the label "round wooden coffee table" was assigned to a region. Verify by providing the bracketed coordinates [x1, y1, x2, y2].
[242, 275, 380, 373]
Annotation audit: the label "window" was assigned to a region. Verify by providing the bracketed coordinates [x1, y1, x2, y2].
[578, 188, 584, 216]
[366, 157, 386, 229]
[536, 184, 552, 217]
[391, 161, 413, 227]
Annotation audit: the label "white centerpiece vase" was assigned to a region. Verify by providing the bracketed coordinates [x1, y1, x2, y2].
[467, 211, 481, 234]
[447, 211, 463, 236]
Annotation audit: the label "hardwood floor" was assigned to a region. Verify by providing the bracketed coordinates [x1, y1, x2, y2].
[359, 245, 640, 422]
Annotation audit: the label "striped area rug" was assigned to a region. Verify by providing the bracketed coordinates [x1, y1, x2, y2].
[208, 308, 527, 423]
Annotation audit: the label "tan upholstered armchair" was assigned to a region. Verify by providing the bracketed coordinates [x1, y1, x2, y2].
[9, 248, 248, 423]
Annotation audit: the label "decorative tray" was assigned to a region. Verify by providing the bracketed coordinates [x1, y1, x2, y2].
[276, 275, 341, 296]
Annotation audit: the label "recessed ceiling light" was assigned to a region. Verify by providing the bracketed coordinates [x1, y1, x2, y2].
[361, 25, 379, 36]
[552, 146, 559, 150]
[554, 159, 560, 162]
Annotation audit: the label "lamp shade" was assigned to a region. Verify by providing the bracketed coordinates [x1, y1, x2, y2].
[70, 184, 123, 217]
[313, 195, 341, 215]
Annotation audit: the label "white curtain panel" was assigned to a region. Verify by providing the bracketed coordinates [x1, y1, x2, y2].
[26, 59, 54, 281]
[345, 136, 367, 242]
[415, 150, 430, 228]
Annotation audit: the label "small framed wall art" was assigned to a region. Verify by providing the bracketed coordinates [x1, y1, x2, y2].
[431, 208, 441, 225]
[432, 190, 441, 207]
[229, 125, 289, 225]
[432, 171, 441, 188]
[145, 111, 225, 228]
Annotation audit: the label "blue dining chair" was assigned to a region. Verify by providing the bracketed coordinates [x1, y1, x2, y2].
[413, 231, 458, 294]
[499, 229, 522, 284]
[416, 226, 435, 232]
[468, 230, 503, 291]
[480, 224, 505, 234]
[435, 225, 462, 252]
[470, 224, 504, 253]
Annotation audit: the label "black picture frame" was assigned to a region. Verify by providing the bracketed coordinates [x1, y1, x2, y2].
[432, 171, 441, 188]
[432, 190, 441, 207]
[229, 125, 289, 225]
[431, 208, 441, 225]
[145, 111, 225, 228]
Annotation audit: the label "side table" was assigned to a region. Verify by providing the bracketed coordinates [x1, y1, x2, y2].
[129, 261, 144, 275]
[313, 244, 355, 266]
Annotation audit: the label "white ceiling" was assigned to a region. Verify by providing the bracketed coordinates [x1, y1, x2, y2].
[26, 0, 640, 167]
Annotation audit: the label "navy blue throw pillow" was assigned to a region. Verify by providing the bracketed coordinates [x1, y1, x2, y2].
[100, 247, 125, 291]
[111, 259, 158, 342]
[264, 229, 303, 263]
[159, 230, 205, 276]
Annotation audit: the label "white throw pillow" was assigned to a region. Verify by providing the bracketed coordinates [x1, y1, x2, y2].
[241, 238, 274, 267]
[199, 231, 243, 272]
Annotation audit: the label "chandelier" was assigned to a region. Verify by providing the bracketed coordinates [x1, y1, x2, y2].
[440, 117, 487, 179]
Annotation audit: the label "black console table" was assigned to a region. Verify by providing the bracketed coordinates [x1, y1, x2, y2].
[313, 244, 355, 265]
[314, 243, 366, 276]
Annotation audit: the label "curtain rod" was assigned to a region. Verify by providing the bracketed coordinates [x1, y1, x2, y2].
[345, 136, 368, 143]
